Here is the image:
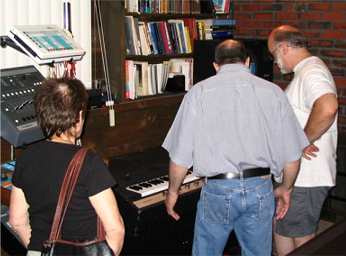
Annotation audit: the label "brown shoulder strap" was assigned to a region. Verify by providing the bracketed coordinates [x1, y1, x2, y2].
[48, 148, 88, 242]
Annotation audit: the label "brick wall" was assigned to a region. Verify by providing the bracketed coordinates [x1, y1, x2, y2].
[233, 0, 346, 131]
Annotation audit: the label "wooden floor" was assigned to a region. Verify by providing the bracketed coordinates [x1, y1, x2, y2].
[317, 219, 334, 234]
[1, 219, 336, 256]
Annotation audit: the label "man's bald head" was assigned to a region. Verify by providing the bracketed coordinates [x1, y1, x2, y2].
[214, 39, 247, 65]
[268, 25, 307, 53]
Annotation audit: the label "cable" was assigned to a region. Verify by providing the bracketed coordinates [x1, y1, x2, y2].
[94, 0, 115, 127]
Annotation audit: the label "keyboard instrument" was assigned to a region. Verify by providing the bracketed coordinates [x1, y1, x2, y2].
[108, 147, 204, 209]
[126, 170, 200, 197]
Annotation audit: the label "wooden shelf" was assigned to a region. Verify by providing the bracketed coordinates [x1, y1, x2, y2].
[126, 53, 193, 62]
[125, 12, 215, 20]
[92, 93, 184, 113]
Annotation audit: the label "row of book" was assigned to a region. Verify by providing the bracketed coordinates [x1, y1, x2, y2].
[125, 0, 232, 14]
[125, 16, 195, 55]
[125, 58, 193, 99]
[197, 18, 235, 40]
[125, 0, 203, 14]
[125, 16, 235, 55]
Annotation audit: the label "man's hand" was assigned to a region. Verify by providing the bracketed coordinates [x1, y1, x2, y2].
[274, 185, 293, 220]
[165, 190, 180, 221]
[303, 144, 319, 160]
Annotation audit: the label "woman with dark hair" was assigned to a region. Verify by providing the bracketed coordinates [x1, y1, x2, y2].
[8, 79, 125, 255]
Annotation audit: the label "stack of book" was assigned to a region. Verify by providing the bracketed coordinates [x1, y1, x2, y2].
[196, 19, 236, 40]
[212, 0, 231, 14]
[211, 19, 236, 39]
[125, 58, 193, 99]
[125, 0, 201, 14]
[125, 16, 197, 55]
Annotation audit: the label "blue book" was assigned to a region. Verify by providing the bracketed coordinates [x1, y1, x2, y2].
[147, 22, 159, 54]
[213, 19, 236, 26]
[211, 30, 233, 39]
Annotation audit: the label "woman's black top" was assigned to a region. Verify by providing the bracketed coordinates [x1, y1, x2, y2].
[12, 140, 116, 251]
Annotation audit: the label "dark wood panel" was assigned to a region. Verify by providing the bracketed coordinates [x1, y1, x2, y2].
[82, 95, 183, 159]
[1, 139, 11, 163]
[92, 0, 125, 100]
[1, 188, 10, 206]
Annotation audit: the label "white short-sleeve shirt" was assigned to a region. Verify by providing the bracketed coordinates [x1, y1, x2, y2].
[286, 56, 337, 187]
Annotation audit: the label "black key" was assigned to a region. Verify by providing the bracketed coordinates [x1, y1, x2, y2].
[129, 185, 143, 191]
[149, 179, 162, 185]
[139, 182, 152, 188]
[161, 176, 169, 181]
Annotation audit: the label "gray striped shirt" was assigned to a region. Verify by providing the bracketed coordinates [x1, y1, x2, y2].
[162, 64, 308, 178]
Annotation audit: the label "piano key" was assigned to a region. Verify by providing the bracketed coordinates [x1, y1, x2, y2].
[129, 185, 143, 191]
[148, 179, 162, 185]
[139, 182, 152, 188]
[126, 171, 201, 198]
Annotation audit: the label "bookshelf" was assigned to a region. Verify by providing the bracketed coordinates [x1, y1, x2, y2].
[86, 0, 233, 158]
[92, 0, 234, 102]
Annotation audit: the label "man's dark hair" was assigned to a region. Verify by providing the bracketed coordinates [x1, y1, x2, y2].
[273, 30, 308, 48]
[214, 40, 247, 65]
[34, 78, 88, 138]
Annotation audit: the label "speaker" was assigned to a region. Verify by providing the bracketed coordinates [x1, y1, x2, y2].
[193, 38, 273, 84]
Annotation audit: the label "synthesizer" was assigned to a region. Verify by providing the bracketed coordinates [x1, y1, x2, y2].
[1, 66, 44, 147]
[108, 148, 204, 209]
[8, 25, 85, 65]
[126, 169, 200, 197]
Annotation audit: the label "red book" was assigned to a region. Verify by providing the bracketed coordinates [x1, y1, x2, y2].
[183, 18, 197, 48]
[158, 21, 172, 54]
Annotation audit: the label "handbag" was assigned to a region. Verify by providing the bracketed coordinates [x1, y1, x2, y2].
[41, 148, 114, 256]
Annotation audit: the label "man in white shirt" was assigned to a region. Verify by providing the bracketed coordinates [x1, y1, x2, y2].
[268, 25, 338, 255]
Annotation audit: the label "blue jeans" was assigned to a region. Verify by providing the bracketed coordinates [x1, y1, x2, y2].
[192, 177, 275, 256]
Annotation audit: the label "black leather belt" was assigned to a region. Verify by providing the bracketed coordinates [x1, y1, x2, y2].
[208, 167, 270, 180]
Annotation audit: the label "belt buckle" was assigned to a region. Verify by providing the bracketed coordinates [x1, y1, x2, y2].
[226, 172, 240, 179]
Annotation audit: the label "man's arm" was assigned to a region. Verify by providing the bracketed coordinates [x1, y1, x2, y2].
[274, 159, 300, 220]
[165, 160, 189, 221]
[304, 93, 338, 142]
[303, 93, 338, 159]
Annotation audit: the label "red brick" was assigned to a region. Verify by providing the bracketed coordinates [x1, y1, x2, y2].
[237, 20, 257, 28]
[259, 21, 282, 29]
[331, 2, 346, 10]
[304, 31, 321, 39]
[241, 3, 283, 12]
[335, 42, 346, 49]
[321, 12, 346, 21]
[334, 22, 346, 29]
[254, 13, 273, 20]
[235, 28, 256, 37]
[241, 4, 266, 12]
[302, 12, 322, 20]
[276, 11, 298, 20]
[335, 77, 346, 89]
[320, 31, 346, 40]
[309, 40, 334, 47]
[338, 116, 346, 126]
[320, 50, 346, 58]
[339, 97, 346, 105]
[237, 20, 278, 29]
[308, 3, 331, 11]
[234, 5, 241, 11]
[307, 21, 332, 29]
[257, 29, 272, 37]
[235, 13, 252, 20]
[333, 60, 346, 68]
[330, 68, 346, 77]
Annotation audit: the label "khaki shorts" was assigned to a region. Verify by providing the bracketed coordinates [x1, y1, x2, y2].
[275, 186, 330, 237]
[27, 250, 41, 256]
